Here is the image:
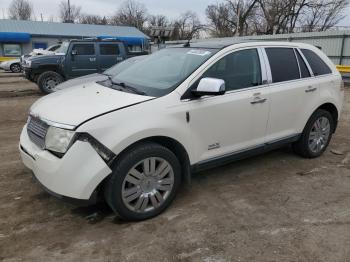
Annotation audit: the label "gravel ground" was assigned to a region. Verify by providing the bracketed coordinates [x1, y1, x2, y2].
[0, 71, 350, 262]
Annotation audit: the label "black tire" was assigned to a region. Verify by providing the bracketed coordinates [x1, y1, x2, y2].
[37, 71, 64, 94]
[10, 63, 21, 73]
[104, 142, 182, 221]
[293, 109, 334, 158]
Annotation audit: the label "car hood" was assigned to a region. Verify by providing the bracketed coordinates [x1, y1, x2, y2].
[28, 54, 64, 62]
[30, 81, 154, 127]
[55, 73, 108, 91]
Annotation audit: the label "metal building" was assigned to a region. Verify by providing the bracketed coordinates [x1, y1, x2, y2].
[0, 19, 150, 62]
[162, 30, 350, 65]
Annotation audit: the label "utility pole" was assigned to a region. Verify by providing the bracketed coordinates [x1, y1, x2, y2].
[236, 0, 241, 36]
[68, 0, 71, 22]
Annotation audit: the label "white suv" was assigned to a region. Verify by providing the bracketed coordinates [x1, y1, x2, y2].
[19, 41, 344, 221]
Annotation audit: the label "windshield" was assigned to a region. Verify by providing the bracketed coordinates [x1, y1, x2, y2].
[55, 42, 69, 54]
[103, 56, 147, 76]
[111, 48, 217, 97]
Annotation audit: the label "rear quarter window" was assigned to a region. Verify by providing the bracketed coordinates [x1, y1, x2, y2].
[301, 49, 332, 76]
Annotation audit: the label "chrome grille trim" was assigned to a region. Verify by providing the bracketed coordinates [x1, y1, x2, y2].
[27, 116, 49, 149]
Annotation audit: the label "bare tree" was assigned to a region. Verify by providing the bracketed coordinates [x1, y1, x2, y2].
[111, 0, 148, 30]
[206, 0, 259, 37]
[148, 14, 169, 27]
[301, 0, 349, 31]
[8, 0, 33, 20]
[205, 0, 348, 36]
[226, 0, 259, 36]
[206, 3, 236, 37]
[79, 14, 108, 25]
[173, 11, 203, 40]
[59, 0, 81, 23]
[256, 0, 309, 34]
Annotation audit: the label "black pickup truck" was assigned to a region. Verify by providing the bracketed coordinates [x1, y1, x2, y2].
[22, 39, 147, 93]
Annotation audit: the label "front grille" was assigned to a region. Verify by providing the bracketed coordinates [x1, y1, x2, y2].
[27, 116, 49, 149]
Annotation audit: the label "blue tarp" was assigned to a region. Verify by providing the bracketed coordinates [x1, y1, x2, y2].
[97, 36, 147, 46]
[0, 32, 31, 43]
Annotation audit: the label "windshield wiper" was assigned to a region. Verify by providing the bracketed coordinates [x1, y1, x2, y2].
[111, 81, 146, 95]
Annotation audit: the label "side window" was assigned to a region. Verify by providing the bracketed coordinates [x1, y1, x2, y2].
[203, 49, 262, 91]
[100, 44, 120, 55]
[301, 49, 331, 76]
[72, 44, 95, 55]
[265, 48, 300, 83]
[295, 49, 311, 78]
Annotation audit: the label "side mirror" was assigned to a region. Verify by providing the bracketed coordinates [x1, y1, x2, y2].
[71, 49, 78, 55]
[191, 77, 225, 97]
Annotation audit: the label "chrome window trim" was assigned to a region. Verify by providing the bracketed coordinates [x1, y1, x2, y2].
[181, 84, 270, 102]
[257, 47, 268, 85]
[296, 48, 314, 77]
[293, 48, 302, 79]
[260, 48, 273, 84]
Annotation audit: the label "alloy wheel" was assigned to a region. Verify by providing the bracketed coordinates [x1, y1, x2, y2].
[11, 64, 21, 73]
[121, 157, 175, 213]
[308, 116, 331, 153]
[44, 77, 59, 91]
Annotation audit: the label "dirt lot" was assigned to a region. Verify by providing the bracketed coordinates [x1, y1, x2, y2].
[0, 71, 349, 262]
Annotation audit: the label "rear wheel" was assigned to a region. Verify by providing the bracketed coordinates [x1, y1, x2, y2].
[37, 71, 64, 94]
[10, 63, 21, 73]
[293, 109, 334, 158]
[104, 142, 181, 221]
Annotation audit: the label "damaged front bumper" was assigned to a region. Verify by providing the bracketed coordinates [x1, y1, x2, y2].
[19, 126, 112, 203]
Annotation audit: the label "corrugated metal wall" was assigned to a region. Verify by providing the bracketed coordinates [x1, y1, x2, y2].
[158, 30, 350, 66]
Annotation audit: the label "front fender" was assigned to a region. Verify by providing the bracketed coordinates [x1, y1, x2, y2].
[76, 94, 195, 164]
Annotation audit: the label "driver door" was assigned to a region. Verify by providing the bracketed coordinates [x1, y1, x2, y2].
[186, 48, 270, 163]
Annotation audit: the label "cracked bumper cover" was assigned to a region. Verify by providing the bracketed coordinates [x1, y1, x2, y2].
[19, 126, 112, 201]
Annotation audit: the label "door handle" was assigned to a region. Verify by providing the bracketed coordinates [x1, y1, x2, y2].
[305, 86, 317, 93]
[89, 57, 96, 62]
[251, 97, 267, 104]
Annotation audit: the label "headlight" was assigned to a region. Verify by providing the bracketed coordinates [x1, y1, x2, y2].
[45, 126, 75, 154]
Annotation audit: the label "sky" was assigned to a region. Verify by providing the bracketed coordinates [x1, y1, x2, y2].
[1, 0, 350, 26]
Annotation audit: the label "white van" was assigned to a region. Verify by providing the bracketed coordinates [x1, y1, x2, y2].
[19, 41, 344, 221]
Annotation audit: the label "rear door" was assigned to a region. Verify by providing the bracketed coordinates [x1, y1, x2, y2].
[98, 43, 125, 72]
[263, 47, 318, 142]
[67, 43, 98, 78]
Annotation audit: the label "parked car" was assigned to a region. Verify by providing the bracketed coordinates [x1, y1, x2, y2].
[0, 59, 22, 73]
[20, 44, 62, 64]
[22, 39, 130, 93]
[54, 55, 147, 91]
[19, 41, 344, 221]
[30, 44, 61, 56]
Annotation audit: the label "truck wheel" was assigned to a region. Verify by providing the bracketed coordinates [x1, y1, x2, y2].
[37, 71, 64, 94]
[104, 142, 182, 221]
[293, 109, 334, 158]
[10, 63, 21, 73]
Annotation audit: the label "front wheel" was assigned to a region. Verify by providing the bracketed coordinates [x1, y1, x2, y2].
[10, 63, 21, 73]
[293, 109, 334, 158]
[37, 71, 64, 94]
[104, 143, 182, 221]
